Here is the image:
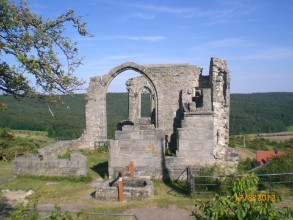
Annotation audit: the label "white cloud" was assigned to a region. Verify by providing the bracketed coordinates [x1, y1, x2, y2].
[238, 48, 293, 60]
[93, 35, 165, 42]
[126, 3, 195, 17]
[124, 1, 257, 22]
[205, 38, 249, 48]
[124, 13, 155, 20]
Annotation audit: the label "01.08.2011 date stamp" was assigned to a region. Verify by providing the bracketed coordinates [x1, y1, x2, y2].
[235, 193, 276, 202]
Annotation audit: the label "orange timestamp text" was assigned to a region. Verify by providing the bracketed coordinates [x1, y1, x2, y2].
[235, 193, 276, 202]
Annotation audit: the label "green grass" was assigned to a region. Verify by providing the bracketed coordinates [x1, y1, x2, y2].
[1, 148, 292, 216]
[0, 160, 11, 177]
[10, 129, 55, 143]
[0, 150, 195, 212]
[57, 151, 71, 159]
[85, 149, 108, 179]
[11, 129, 49, 136]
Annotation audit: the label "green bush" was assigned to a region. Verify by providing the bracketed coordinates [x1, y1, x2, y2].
[0, 129, 42, 161]
[193, 173, 293, 219]
[7, 192, 40, 220]
[256, 148, 293, 174]
[46, 204, 74, 220]
[238, 157, 259, 172]
[7, 192, 74, 220]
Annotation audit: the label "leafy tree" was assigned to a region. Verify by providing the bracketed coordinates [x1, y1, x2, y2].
[0, 128, 46, 161]
[256, 148, 293, 174]
[0, 128, 14, 160]
[0, 0, 91, 109]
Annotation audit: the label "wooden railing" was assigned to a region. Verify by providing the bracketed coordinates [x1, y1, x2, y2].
[119, 161, 134, 177]
[118, 161, 134, 202]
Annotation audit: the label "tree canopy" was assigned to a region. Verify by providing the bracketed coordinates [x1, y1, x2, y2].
[0, 0, 91, 109]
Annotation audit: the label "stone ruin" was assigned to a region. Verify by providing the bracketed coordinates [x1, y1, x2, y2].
[13, 141, 86, 177]
[80, 57, 239, 178]
[12, 57, 238, 178]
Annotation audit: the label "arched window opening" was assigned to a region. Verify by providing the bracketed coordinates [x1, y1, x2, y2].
[106, 70, 141, 139]
[140, 87, 151, 118]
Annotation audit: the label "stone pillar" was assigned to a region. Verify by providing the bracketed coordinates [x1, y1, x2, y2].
[209, 58, 238, 173]
[81, 76, 107, 149]
[150, 94, 155, 112]
[128, 90, 140, 121]
[209, 57, 230, 149]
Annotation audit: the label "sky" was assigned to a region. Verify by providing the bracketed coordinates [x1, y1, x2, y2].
[18, 1, 293, 93]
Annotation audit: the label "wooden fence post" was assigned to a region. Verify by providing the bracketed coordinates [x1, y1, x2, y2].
[129, 161, 134, 177]
[118, 177, 123, 202]
[187, 167, 195, 194]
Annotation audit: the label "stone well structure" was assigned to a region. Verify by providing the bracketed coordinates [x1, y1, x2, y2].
[80, 57, 238, 178]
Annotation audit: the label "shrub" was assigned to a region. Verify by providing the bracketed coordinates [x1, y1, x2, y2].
[192, 173, 293, 219]
[256, 148, 293, 174]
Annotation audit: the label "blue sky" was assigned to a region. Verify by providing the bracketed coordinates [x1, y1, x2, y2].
[25, 1, 293, 93]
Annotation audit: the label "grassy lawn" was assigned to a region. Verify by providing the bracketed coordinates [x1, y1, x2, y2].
[10, 129, 56, 147]
[1, 148, 292, 217]
[0, 150, 197, 214]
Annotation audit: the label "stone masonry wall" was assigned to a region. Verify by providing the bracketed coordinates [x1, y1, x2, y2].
[13, 151, 86, 176]
[209, 58, 238, 173]
[81, 62, 202, 149]
[177, 114, 215, 166]
[109, 118, 165, 178]
[109, 118, 209, 179]
[82, 58, 238, 176]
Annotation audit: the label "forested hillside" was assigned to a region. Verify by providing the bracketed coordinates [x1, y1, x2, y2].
[0, 94, 86, 140]
[0, 92, 292, 139]
[230, 93, 293, 135]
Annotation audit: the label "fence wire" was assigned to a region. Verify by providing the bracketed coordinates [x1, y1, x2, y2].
[187, 170, 293, 194]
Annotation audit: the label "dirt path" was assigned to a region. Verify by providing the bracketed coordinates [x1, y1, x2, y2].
[126, 205, 194, 220]
[37, 204, 194, 220]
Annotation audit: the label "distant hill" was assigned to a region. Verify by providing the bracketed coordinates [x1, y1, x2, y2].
[230, 93, 293, 135]
[0, 94, 86, 140]
[0, 92, 292, 139]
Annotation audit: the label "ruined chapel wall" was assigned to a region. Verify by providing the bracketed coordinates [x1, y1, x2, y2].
[82, 62, 203, 148]
[142, 64, 202, 142]
[209, 58, 231, 159]
[126, 76, 155, 121]
[81, 76, 107, 148]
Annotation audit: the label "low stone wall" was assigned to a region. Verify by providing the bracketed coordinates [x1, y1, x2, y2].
[95, 177, 154, 200]
[111, 156, 201, 180]
[13, 151, 86, 176]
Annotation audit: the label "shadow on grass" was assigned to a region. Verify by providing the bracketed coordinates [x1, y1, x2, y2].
[164, 179, 191, 197]
[91, 161, 109, 179]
